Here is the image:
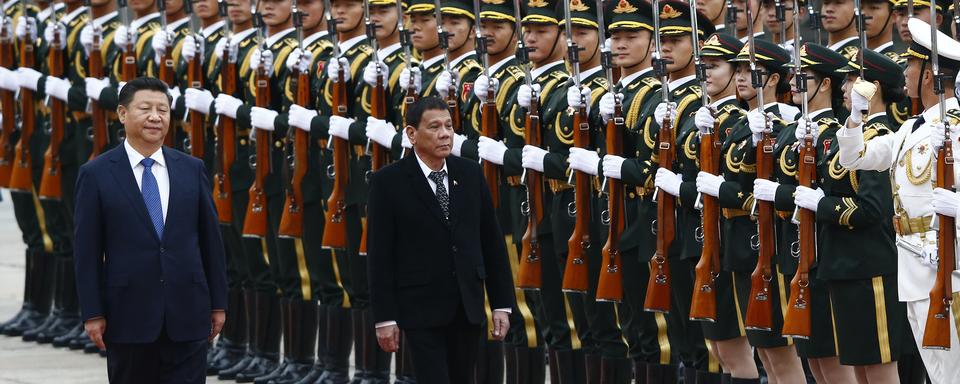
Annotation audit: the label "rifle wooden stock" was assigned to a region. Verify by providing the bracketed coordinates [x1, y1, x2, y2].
[88, 31, 108, 160]
[744, 131, 776, 330]
[188, 52, 205, 159]
[447, 86, 461, 134]
[596, 104, 625, 302]
[321, 67, 349, 250]
[241, 69, 271, 238]
[782, 133, 816, 339]
[562, 105, 591, 293]
[213, 58, 237, 224]
[122, 39, 136, 81]
[400, 85, 417, 158]
[9, 36, 36, 192]
[690, 121, 721, 322]
[644, 115, 675, 313]
[517, 97, 543, 290]
[159, 43, 176, 148]
[278, 69, 311, 239]
[0, 35, 15, 186]
[481, 87, 499, 208]
[922, 136, 956, 349]
[358, 72, 387, 255]
[39, 33, 65, 200]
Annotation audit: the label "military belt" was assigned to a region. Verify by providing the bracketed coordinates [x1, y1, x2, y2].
[722, 208, 750, 219]
[893, 214, 933, 236]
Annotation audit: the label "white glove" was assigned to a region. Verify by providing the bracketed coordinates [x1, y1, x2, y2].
[401, 131, 412, 149]
[15, 16, 37, 41]
[794, 118, 819, 143]
[932, 187, 959, 217]
[477, 136, 507, 165]
[15, 67, 43, 91]
[184, 88, 214, 114]
[250, 107, 278, 130]
[930, 122, 960, 149]
[748, 109, 774, 145]
[567, 147, 600, 176]
[365, 116, 397, 148]
[450, 133, 467, 156]
[181, 34, 202, 63]
[167, 87, 181, 107]
[328, 115, 354, 139]
[694, 106, 715, 135]
[80, 24, 97, 56]
[326, 57, 351, 83]
[287, 104, 317, 133]
[517, 84, 541, 110]
[399, 67, 422, 93]
[43, 22, 66, 48]
[214, 93, 243, 119]
[214, 37, 231, 60]
[521, 145, 548, 172]
[567, 85, 590, 112]
[599, 93, 622, 123]
[44, 76, 70, 102]
[848, 80, 873, 125]
[117, 81, 127, 96]
[753, 178, 779, 202]
[436, 70, 459, 99]
[0, 67, 18, 91]
[794, 186, 825, 212]
[114, 25, 136, 51]
[654, 102, 677, 125]
[696, 171, 723, 197]
[249, 49, 275, 77]
[151, 28, 171, 59]
[85, 77, 110, 101]
[362, 60, 388, 86]
[602, 155, 625, 180]
[285, 48, 313, 73]
[0, 16, 12, 38]
[654, 168, 682, 197]
[473, 75, 499, 102]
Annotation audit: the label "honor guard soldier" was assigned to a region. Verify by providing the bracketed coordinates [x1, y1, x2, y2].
[760, 0, 802, 50]
[730, 0, 764, 41]
[838, 18, 960, 384]
[822, 0, 860, 60]
[150, 0, 196, 151]
[177, 0, 225, 169]
[700, 0, 736, 34]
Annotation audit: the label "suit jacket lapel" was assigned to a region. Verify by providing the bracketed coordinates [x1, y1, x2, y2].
[404, 155, 448, 226]
[108, 145, 161, 243]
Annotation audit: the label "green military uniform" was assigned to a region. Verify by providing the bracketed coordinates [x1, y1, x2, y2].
[159, 15, 193, 152]
[99, 12, 161, 109]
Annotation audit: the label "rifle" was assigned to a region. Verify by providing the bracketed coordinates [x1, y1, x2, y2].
[9, 0, 36, 192]
[278, 0, 308, 239]
[213, 0, 235, 223]
[157, 0, 179, 147]
[906, 0, 922, 114]
[724, 0, 737, 33]
[774, 0, 786, 44]
[358, 0, 385, 254]
[923, 8, 955, 350]
[473, 0, 499, 208]
[644, 0, 674, 313]
[85, 0, 108, 160]
[184, 0, 205, 159]
[0, 15, 15, 185]
[398, 0, 415, 115]
[782, 0, 814, 337]
[242, 1, 270, 238]
[39, 1, 66, 200]
[433, 0, 460, 132]
[743, 5, 774, 329]
[595, 0, 624, 302]
[560, 0, 590, 293]
[119, 0, 136, 81]
[690, 0, 721, 322]
[515, 0, 542, 290]
[807, 0, 821, 44]
[321, 0, 348, 249]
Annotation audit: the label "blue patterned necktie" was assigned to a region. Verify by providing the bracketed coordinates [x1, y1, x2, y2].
[428, 170, 449, 220]
[140, 158, 164, 238]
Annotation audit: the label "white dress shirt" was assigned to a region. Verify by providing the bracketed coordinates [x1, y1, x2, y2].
[124, 140, 170, 222]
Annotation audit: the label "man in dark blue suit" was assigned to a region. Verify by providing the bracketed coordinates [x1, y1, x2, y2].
[73, 77, 228, 384]
[367, 97, 516, 383]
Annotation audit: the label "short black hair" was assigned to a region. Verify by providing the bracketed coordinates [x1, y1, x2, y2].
[406, 97, 449, 128]
[117, 76, 171, 108]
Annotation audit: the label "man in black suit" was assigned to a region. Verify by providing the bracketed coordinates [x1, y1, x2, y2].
[74, 77, 228, 384]
[367, 97, 516, 383]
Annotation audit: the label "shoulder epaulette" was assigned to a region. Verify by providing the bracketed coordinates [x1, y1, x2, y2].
[840, 45, 859, 61]
[504, 65, 524, 80]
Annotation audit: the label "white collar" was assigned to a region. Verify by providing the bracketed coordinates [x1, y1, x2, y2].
[201, 20, 225, 38]
[265, 27, 294, 47]
[338, 34, 366, 52]
[93, 11, 118, 27]
[231, 27, 256, 42]
[867, 112, 887, 121]
[488, 55, 513, 74]
[873, 41, 893, 53]
[763, 101, 780, 110]
[37, 2, 64, 22]
[378, 42, 401, 58]
[579, 65, 602, 80]
[420, 53, 444, 68]
[302, 30, 328, 47]
[809, 107, 832, 120]
[619, 67, 652, 87]
[668, 74, 696, 92]
[922, 97, 960, 123]
[124, 140, 166, 170]
[414, 151, 447, 177]
[167, 15, 190, 31]
[131, 12, 160, 30]
[61, 6, 87, 24]
[449, 51, 473, 67]
[739, 31, 764, 43]
[531, 60, 564, 79]
[828, 36, 858, 51]
[711, 95, 737, 108]
[2, 1, 15, 12]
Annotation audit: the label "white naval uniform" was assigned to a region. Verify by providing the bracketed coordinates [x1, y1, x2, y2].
[836, 97, 960, 384]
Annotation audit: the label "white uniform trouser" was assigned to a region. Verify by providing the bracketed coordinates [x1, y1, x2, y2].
[905, 298, 960, 384]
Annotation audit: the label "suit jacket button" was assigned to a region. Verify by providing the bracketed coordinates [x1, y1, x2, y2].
[160, 247, 165, 253]
[451, 246, 458, 253]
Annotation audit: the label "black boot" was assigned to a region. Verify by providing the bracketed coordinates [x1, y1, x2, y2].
[208, 288, 248, 375]
[219, 290, 259, 380]
[0, 250, 37, 334]
[360, 309, 391, 384]
[600, 357, 630, 384]
[52, 323, 84, 348]
[294, 304, 327, 384]
[266, 299, 318, 384]
[6, 250, 54, 337]
[349, 309, 367, 384]
[236, 292, 282, 383]
[36, 255, 80, 343]
[255, 298, 294, 384]
[315, 306, 352, 384]
[696, 371, 723, 384]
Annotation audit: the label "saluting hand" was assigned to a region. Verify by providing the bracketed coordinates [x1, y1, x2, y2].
[84, 318, 106, 351]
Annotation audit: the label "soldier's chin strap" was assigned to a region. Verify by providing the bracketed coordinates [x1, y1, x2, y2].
[741, 65, 775, 104]
[868, 9, 894, 40]
[447, 19, 472, 54]
[623, 37, 653, 72]
[808, 76, 826, 105]
[532, 26, 562, 67]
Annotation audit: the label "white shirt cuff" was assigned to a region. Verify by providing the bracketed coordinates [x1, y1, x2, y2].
[494, 308, 512, 314]
[375, 320, 397, 328]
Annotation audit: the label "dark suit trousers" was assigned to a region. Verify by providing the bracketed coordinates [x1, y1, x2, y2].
[405, 302, 482, 384]
[105, 328, 208, 384]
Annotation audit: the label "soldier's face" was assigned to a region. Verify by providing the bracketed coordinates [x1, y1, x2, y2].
[904, 58, 921, 98]
[571, 26, 599, 65]
[410, 13, 439, 50]
[260, 0, 292, 26]
[896, 7, 939, 44]
[90, 0, 112, 7]
[697, 0, 725, 23]
[165, 0, 185, 16]
[332, 0, 364, 32]
[407, 108, 454, 161]
[369, 5, 399, 40]
[660, 35, 694, 73]
[862, 2, 893, 38]
[523, 24, 561, 63]
[821, 0, 855, 33]
[841, 73, 857, 110]
[228, 0, 253, 24]
[193, 0, 220, 20]
[704, 57, 735, 97]
[299, 0, 326, 30]
[761, 0, 795, 33]
[129, 0, 157, 14]
[610, 29, 652, 68]
[733, 0, 759, 31]
[734, 63, 757, 101]
[791, 69, 818, 104]
[119, 90, 171, 148]
[442, 15, 472, 51]
[481, 20, 516, 56]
